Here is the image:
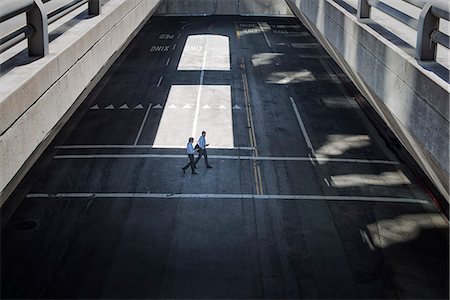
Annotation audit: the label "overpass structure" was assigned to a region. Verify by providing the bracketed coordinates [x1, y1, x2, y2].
[0, 0, 449, 298]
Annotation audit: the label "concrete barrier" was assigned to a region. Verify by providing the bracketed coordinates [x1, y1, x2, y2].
[155, 0, 293, 16]
[0, 0, 162, 205]
[286, 0, 449, 201]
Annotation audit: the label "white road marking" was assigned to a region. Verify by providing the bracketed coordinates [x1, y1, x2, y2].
[183, 104, 192, 109]
[157, 76, 163, 87]
[119, 104, 129, 109]
[360, 230, 376, 251]
[105, 104, 114, 110]
[150, 46, 170, 52]
[258, 22, 272, 48]
[177, 34, 181, 39]
[202, 104, 210, 109]
[52, 153, 399, 165]
[133, 103, 152, 145]
[55, 145, 255, 150]
[134, 104, 144, 110]
[159, 34, 174, 40]
[26, 193, 427, 204]
[324, 178, 331, 187]
[168, 104, 177, 109]
[232, 105, 242, 110]
[192, 50, 207, 137]
[90, 104, 99, 110]
[172, 44, 176, 50]
[218, 104, 226, 109]
[290, 96, 315, 155]
[153, 104, 163, 109]
[165, 57, 171, 66]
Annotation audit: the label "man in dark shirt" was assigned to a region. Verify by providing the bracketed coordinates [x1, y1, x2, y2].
[194, 131, 213, 168]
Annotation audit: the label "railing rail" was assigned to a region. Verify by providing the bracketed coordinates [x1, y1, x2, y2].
[356, 0, 449, 61]
[0, 0, 101, 57]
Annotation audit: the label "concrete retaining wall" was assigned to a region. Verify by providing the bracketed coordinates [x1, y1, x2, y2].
[0, 0, 162, 205]
[155, 0, 293, 16]
[286, 0, 449, 200]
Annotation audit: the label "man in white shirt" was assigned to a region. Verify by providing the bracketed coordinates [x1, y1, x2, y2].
[182, 137, 199, 175]
[194, 131, 213, 168]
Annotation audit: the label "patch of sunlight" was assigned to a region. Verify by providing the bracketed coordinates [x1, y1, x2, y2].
[316, 134, 371, 156]
[266, 71, 315, 84]
[367, 214, 448, 249]
[178, 35, 230, 71]
[153, 85, 234, 148]
[330, 171, 411, 187]
[251, 53, 283, 67]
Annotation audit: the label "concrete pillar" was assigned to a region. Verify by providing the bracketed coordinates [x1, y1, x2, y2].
[416, 4, 438, 61]
[89, 0, 101, 15]
[357, 0, 370, 20]
[26, 0, 48, 57]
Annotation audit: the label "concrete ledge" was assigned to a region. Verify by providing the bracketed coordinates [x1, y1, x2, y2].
[286, 0, 449, 200]
[0, 0, 162, 204]
[155, 0, 293, 16]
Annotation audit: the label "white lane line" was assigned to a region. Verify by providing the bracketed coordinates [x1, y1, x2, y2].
[55, 145, 256, 150]
[177, 34, 181, 39]
[360, 230, 376, 251]
[172, 44, 176, 50]
[26, 192, 428, 204]
[324, 178, 331, 187]
[290, 97, 315, 156]
[165, 57, 171, 66]
[157, 76, 163, 87]
[133, 103, 152, 145]
[52, 153, 399, 165]
[258, 22, 272, 48]
[192, 50, 207, 137]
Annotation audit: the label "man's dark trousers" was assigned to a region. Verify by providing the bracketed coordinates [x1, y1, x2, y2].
[183, 154, 196, 173]
[194, 148, 210, 167]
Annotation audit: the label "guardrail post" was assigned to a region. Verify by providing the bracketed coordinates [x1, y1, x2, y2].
[416, 3, 438, 61]
[88, 0, 101, 15]
[357, 0, 370, 20]
[26, 0, 48, 57]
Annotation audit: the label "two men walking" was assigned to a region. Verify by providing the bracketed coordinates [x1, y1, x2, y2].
[182, 131, 213, 175]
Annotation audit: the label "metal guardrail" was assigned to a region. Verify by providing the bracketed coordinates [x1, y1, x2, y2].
[0, 0, 101, 57]
[357, 0, 450, 61]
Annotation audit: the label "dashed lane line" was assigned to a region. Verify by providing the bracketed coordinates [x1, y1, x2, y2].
[157, 76, 163, 87]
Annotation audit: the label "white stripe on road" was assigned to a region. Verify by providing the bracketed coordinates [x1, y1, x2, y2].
[258, 22, 272, 48]
[165, 57, 171, 66]
[133, 103, 152, 145]
[192, 50, 208, 137]
[290, 96, 315, 155]
[157, 76, 163, 87]
[52, 153, 399, 165]
[55, 145, 256, 150]
[26, 192, 427, 204]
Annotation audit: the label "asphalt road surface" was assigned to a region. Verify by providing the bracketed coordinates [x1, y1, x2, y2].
[1, 16, 448, 299]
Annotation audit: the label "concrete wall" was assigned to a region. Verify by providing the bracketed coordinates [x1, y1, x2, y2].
[0, 0, 162, 205]
[285, 0, 449, 200]
[155, 0, 293, 16]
